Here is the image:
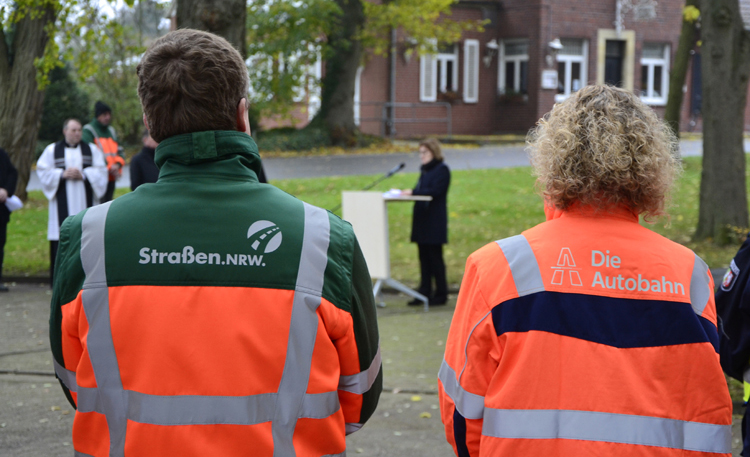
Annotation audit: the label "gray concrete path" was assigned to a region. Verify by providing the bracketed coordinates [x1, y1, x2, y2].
[25, 138, 717, 192]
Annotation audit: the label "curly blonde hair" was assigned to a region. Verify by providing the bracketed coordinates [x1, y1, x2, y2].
[526, 85, 680, 219]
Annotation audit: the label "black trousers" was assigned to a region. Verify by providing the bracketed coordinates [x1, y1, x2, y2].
[417, 243, 448, 299]
[50, 240, 59, 287]
[0, 220, 6, 282]
[101, 180, 116, 203]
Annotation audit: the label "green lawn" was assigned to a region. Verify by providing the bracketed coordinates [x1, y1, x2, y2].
[4, 156, 749, 285]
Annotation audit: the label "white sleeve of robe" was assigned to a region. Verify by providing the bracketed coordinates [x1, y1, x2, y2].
[83, 143, 109, 200]
[36, 143, 63, 201]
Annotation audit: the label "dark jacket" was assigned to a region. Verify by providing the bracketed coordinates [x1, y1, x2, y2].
[130, 147, 159, 191]
[411, 159, 450, 245]
[0, 148, 18, 224]
[716, 235, 750, 455]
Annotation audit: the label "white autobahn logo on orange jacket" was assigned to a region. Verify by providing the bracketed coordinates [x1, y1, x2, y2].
[137, 220, 282, 267]
[551, 247, 583, 286]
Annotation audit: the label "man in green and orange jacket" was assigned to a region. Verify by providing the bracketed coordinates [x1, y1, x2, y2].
[50, 29, 381, 457]
[82, 101, 124, 202]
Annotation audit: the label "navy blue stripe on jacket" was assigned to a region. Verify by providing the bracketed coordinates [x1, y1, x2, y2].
[491, 291, 719, 352]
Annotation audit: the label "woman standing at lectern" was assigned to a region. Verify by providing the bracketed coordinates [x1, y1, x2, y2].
[402, 138, 451, 306]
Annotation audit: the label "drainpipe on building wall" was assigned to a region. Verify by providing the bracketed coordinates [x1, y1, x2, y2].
[389, 27, 397, 138]
[615, 0, 623, 37]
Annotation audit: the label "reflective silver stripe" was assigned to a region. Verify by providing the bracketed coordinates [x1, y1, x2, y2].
[80, 203, 128, 457]
[338, 346, 382, 395]
[53, 358, 78, 393]
[75, 451, 95, 457]
[690, 254, 711, 316]
[128, 392, 277, 425]
[272, 203, 331, 457]
[300, 391, 340, 420]
[483, 408, 732, 454]
[496, 235, 545, 296]
[75, 386, 103, 414]
[72, 388, 338, 425]
[345, 423, 363, 435]
[438, 359, 485, 420]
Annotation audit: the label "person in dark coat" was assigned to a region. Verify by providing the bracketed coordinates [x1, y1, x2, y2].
[130, 129, 160, 191]
[0, 148, 18, 292]
[402, 138, 450, 305]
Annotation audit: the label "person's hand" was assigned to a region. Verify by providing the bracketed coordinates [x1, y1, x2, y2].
[402, 189, 413, 196]
[109, 162, 122, 177]
[0, 188, 7, 203]
[63, 167, 83, 180]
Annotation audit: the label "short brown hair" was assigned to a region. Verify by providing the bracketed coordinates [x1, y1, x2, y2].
[137, 29, 249, 142]
[526, 85, 679, 219]
[419, 138, 443, 161]
[63, 118, 81, 130]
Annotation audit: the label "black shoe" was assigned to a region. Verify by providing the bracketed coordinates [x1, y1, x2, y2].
[431, 296, 447, 306]
[0, 284, 8, 292]
[407, 298, 423, 306]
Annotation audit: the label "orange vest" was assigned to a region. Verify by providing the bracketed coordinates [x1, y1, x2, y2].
[439, 205, 732, 456]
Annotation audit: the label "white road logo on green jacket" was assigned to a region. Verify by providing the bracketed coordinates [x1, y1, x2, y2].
[247, 220, 282, 253]
[137, 220, 282, 267]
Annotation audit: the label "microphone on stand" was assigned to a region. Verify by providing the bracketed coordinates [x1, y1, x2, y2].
[329, 162, 407, 213]
[384, 162, 406, 179]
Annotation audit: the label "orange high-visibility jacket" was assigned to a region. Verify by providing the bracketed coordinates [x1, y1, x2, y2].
[439, 205, 732, 457]
[50, 132, 382, 457]
[83, 123, 124, 181]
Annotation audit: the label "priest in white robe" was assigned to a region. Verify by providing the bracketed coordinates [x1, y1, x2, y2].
[37, 118, 108, 284]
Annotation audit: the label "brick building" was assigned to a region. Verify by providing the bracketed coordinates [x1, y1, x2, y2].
[350, 0, 706, 137]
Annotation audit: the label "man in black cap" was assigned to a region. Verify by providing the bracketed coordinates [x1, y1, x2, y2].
[0, 147, 17, 292]
[82, 101, 124, 202]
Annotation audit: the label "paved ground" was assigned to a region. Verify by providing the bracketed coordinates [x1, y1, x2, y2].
[0, 283, 744, 456]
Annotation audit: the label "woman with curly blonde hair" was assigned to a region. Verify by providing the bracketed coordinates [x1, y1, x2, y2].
[438, 85, 732, 457]
[528, 84, 679, 218]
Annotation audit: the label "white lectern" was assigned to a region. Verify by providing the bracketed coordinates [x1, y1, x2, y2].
[342, 191, 433, 311]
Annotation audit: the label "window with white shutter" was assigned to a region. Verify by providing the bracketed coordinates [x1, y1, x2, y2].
[420, 53, 437, 102]
[463, 39, 479, 103]
[640, 43, 669, 106]
[499, 40, 529, 95]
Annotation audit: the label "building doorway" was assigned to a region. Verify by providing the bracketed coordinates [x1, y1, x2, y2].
[605, 40, 625, 87]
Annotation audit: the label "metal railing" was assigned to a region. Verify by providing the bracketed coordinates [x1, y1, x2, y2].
[356, 101, 452, 139]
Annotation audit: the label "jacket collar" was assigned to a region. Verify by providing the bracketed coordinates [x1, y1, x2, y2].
[154, 131, 263, 181]
[545, 201, 639, 223]
[421, 158, 441, 172]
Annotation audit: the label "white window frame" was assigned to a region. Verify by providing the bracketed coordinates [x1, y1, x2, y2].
[463, 39, 480, 103]
[437, 45, 459, 94]
[421, 43, 458, 102]
[640, 43, 670, 106]
[498, 39, 529, 95]
[555, 39, 588, 102]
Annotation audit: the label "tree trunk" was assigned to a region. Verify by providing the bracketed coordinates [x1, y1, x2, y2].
[695, 0, 750, 243]
[664, 0, 698, 138]
[308, 0, 365, 147]
[176, 0, 247, 58]
[0, 6, 57, 201]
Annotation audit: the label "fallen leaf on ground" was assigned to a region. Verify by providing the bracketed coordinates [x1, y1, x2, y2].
[420, 412, 432, 418]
